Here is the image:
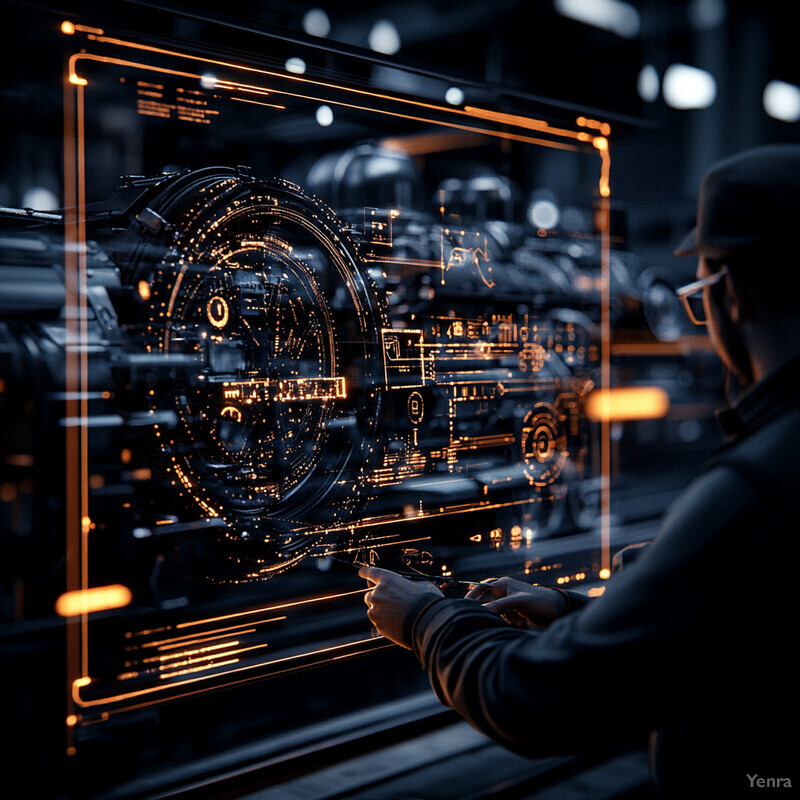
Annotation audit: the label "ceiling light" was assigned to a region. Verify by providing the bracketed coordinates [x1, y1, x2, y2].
[637, 64, 659, 102]
[445, 86, 464, 106]
[316, 104, 334, 127]
[368, 20, 401, 55]
[554, 0, 640, 38]
[662, 63, 716, 110]
[763, 80, 800, 123]
[303, 8, 331, 38]
[285, 57, 307, 75]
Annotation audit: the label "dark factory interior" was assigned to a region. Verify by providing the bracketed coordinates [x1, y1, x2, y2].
[1, 1, 797, 798]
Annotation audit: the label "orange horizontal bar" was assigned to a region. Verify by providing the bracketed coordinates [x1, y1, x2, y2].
[463, 106, 584, 141]
[585, 386, 670, 422]
[56, 584, 132, 617]
[381, 131, 488, 156]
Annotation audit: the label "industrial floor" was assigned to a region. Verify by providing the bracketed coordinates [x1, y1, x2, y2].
[238, 717, 657, 800]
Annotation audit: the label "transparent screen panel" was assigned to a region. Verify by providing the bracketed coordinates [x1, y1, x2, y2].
[57, 16, 615, 729]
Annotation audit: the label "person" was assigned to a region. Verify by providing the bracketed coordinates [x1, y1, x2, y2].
[360, 144, 800, 796]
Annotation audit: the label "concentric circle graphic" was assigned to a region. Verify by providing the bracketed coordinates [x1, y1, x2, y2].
[124, 170, 386, 572]
[521, 403, 568, 487]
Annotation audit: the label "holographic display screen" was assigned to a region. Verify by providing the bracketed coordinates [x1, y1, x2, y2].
[1, 11, 641, 761]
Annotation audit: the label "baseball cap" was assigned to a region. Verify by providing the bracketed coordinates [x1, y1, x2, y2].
[674, 144, 800, 259]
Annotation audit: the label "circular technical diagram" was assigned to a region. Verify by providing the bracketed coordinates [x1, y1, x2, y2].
[206, 295, 230, 329]
[407, 391, 424, 424]
[521, 403, 568, 487]
[124, 169, 386, 572]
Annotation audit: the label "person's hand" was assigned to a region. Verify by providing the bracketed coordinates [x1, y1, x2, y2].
[360, 566, 444, 649]
[466, 577, 566, 629]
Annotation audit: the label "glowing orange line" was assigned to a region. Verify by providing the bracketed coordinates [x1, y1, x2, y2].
[73, 637, 378, 707]
[217, 79, 582, 153]
[143, 641, 240, 664]
[164, 262, 189, 336]
[80, 639, 392, 721]
[366, 256, 441, 267]
[158, 640, 271, 668]
[160, 658, 240, 680]
[224, 84, 272, 97]
[84, 32, 585, 147]
[330, 643, 400, 661]
[68, 48, 583, 154]
[598, 144, 612, 574]
[69, 52, 201, 84]
[63, 65, 80, 755]
[74, 23, 104, 35]
[463, 105, 586, 141]
[172, 588, 368, 630]
[77, 81, 90, 676]
[317, 493, 549, 537]
[153, 630, 256, 651]
[594, 137, 611, 198]
[323, 535, 432, 556]
[137, 617, 283, 649]
[230, 97, 286, 110]
[453, 433, 514, 443]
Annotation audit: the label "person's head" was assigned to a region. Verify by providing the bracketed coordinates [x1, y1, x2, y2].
[675, 144, 800, 387]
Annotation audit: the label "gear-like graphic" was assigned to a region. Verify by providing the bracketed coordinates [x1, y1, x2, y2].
[521, 403, 568, 487]
[124, 169, 387, 572]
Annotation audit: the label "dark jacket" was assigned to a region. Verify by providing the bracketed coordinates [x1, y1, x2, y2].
[406, 354, 800, 796]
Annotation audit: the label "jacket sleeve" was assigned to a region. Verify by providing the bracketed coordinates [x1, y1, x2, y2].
[409, 465, 760, 758]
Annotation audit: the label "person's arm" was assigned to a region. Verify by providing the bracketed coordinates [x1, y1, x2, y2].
[359, 570, 589, 645]
[360, 569, 641, 754]
[366, 465, 758, 758]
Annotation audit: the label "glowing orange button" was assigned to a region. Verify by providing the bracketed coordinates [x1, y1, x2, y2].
[56, 584, 132, 617]
[585, 386, 670, 422]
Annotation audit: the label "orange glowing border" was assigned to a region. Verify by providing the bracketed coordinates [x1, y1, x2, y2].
[61, 20, 613, 742]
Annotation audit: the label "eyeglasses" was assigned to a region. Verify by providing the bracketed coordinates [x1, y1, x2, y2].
[675, 267, 727, 325]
